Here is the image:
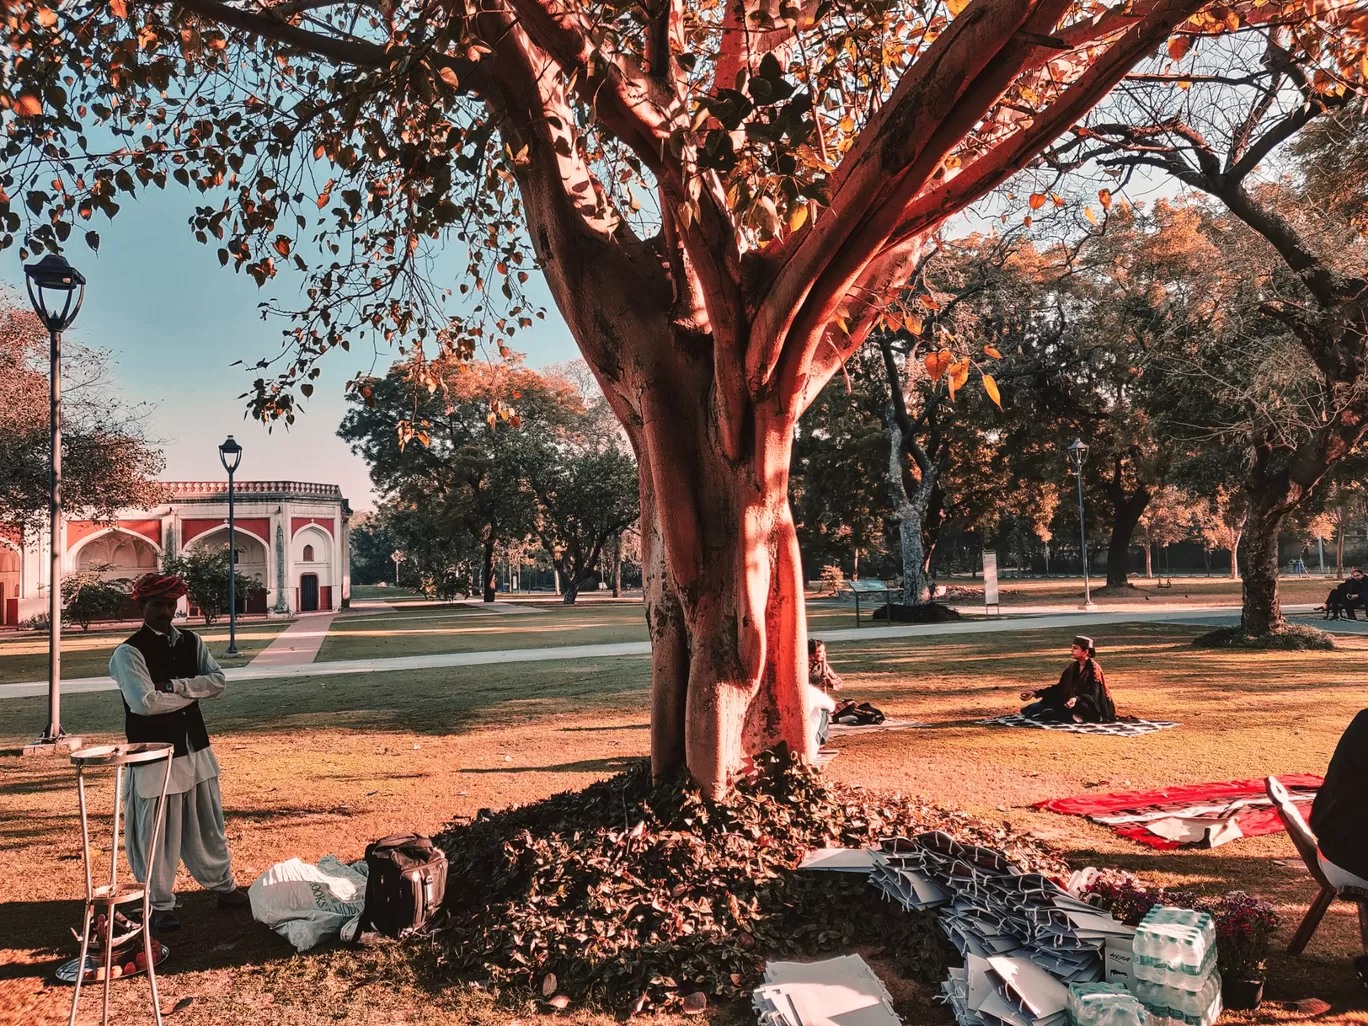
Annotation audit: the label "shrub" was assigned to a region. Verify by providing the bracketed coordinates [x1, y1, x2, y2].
[1196, 891, 1279, 977]
[818, 564, 846, 594]
[62, 565, 131, 631]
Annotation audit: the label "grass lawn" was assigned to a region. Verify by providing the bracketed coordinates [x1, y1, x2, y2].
[3, 623, 1366, 1025]
[936, 575, 1338, 607]
[0, 619, 292, 685]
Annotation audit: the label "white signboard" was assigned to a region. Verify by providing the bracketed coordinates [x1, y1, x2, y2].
[982, 550, 999, 607]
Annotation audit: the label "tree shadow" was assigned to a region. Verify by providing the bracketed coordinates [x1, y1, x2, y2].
[459, 757, 638, 775]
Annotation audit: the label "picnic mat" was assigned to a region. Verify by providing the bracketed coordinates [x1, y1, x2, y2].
[828, 718, 926, 737]
[980, 713, 1179, 737]
[1036, 775, 1323, 849]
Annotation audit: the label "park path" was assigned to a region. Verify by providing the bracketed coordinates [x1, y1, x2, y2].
[0, 603, 1345, 702]
[246, 611, 338, 669]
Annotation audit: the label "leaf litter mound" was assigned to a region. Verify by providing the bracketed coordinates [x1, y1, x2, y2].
[428, 749, 1067, 1015]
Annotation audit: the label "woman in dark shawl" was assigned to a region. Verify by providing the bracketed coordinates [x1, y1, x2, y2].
[1019, 636, 1116, 723]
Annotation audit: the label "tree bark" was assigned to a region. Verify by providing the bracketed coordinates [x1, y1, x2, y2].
[1240, 506, 1283, 634]
[1143, 542, 1153, 579]
[482, 536, 497, 602]
[612, 532, 622, 598]
[1101, 469, 1151, 589]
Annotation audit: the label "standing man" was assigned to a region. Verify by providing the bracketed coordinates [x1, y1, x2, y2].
[109, 572, 248, 930]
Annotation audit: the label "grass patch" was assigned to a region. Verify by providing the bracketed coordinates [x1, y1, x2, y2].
[0, 619, 291, 683]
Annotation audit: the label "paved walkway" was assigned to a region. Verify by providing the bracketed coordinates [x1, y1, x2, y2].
[247, 612, 337, 669]
[0, 603, 1349, 701]
[344, 598, 399, 616]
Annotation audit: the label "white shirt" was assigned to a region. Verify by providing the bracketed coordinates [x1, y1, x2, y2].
[109, 626, 227, 798]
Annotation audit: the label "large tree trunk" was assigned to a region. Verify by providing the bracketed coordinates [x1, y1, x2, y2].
[562, 568, 580, 604]
[1143, 542, 1153, 579]
[482, 536, 497, 602]
[1103, 484, 1151, 589]
[885, 411, 940, 605]
[1241, 505, 1283, 634]
[1229, 534, 1241, 580]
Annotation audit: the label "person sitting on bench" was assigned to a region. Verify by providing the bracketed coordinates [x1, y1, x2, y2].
[1310, 709, 1368, 892]
[1344, 568, 1366, 621]
[1020, 636, 1116, 723]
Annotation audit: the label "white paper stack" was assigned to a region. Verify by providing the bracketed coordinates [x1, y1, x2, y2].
[753, 955, 902, 1026]
[865, 834, 1135, 1026]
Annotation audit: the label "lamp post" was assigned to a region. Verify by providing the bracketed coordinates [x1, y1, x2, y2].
[218, 435, 243, 655]
[1068, 438, 1097, 611]
[22, 254, 86, 755]
[391, 550, 402, 586]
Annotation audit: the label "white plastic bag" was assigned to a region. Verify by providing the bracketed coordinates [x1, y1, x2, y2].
[248, 855, 369, 951]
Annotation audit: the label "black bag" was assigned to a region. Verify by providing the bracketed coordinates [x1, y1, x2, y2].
[360, 834, 448, 939]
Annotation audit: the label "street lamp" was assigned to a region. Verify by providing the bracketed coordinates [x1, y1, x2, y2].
[24, 253, 86, 755]
[1068, 438, 1097, 611]
[391, 550, 403, 586]
[218, 435, 243, 655]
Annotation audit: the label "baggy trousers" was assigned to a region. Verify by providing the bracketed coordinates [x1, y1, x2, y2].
[124, 775, 236, 910]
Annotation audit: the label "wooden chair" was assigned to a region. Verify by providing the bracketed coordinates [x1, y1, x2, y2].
[1265, 776, 1368, 955]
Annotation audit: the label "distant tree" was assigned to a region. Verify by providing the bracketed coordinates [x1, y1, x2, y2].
[61, 565, 130, 631]
[1055, 31, 1368, 635]
[1193, 489, 1247, 581]
[1135, 486, 1198, 578]
[340, 361, 575, 601]
[525, 445, 640, 604]
[790, 344, 892, 581]
[349, 510, 401, 586]
[162, 550, 264, 626]
[0, 299, 166, 530]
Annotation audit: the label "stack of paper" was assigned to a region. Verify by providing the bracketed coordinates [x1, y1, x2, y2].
[865, 833, 1135, 1026]
[753, 955, 902, 1026]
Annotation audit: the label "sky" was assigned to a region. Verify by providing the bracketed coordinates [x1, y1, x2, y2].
[0, 189, 580, 513]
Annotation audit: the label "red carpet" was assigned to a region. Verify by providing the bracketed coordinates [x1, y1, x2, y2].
[1036, 775, 1324, 849]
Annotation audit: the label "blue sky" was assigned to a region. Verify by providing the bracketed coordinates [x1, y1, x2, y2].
[0, 189, 579, 513]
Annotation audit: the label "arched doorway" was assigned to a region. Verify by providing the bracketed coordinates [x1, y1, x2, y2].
[299, 573, 320, 612]
[188, 528, 269, 614]
[0, 543, 19, 626]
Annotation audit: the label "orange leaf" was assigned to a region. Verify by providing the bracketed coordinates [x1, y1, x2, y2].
[948, 359, 970, 391]
[109, 0, 128, 17]
[1051, 193, 1065, 207]
[982, 372, 1002, 409]
[919, 293, 938, 310]
[16, 95, 43, 117]
[1167, 35, 1191, 61]
[924, 349, 952, 382]
[37, 7, 56, 25]
[273, 236, 291, 256]
[1098, 189, 1112, 210]
[984, 345, 1002, 359]
[316, 180, 333, 208]
[945, 0, 969, 14]
[906, 313, 924, 336]
[1084, 207, 1098, 225]
[438, 66, 460, 89]
[1028, 193, 1046, 210]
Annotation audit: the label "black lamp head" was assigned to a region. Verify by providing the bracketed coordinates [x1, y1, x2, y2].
[218, 434, 243, 473]
[23, 253, 86, 333]
[1068, 438, 1088, 469]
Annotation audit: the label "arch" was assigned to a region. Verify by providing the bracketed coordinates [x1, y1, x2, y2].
[69, 528, 162, 581]
[187, 525, 269, 567]
[303, 543, 315, 562]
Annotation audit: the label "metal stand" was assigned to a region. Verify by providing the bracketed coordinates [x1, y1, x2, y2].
[69, 743, 174, 1026]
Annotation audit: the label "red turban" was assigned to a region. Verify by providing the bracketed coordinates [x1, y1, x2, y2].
[131, 573, 188, 602]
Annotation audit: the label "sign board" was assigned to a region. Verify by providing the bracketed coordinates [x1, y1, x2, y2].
[982, 549, 999, 608]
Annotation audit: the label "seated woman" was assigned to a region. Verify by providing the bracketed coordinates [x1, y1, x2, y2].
[1019, 636, 1116, 723]
[808, 638, 844, 693]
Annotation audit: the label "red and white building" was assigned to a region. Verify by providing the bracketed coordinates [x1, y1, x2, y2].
[0, 480, 351, 626]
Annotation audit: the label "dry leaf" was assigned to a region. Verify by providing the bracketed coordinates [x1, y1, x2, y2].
[542, 974, 558, 997]
[16, 95, 43, 117]
[109, 0, 128, 17]
[984, 345, 1002, 359]
[1083, 207, 1098, 225]
[788, 202, 808, 232]
[1098, 189, 1112, 210]
[439, 66, 460, 89]
[924, 349, 952, 382]
[982, 373, 1002, 409]
[1028, 193, 1046, 210]
[548, 995, 571, 1010]
[682, 992, 708, 1014]
[946, 0, 969, 14]
[1167, 35, 1191, 61]
[1296, 998, 1331, 1016]
[948, 359, 970, 392]
[162, 996, 195, 1016]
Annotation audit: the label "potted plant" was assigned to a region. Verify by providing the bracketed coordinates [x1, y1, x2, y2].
[1201, 891, 1279, 1010]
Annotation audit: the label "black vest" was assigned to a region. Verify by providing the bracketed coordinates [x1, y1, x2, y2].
[122, 626, 212, 757]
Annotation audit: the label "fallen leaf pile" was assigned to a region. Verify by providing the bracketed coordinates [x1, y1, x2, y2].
[428, 748, 1067, 1014]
